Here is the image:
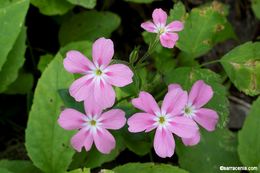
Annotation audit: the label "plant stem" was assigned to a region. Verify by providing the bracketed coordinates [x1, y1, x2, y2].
[200, 59, 220, 67]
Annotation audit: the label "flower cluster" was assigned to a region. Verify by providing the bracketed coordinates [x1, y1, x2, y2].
[58, 8, 218, 158]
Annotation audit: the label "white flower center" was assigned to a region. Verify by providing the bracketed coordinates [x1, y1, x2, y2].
[89, 64, 108, 83]
[82, 115, 101, 133]
[154, 112, 170, 128]
[156, 24, 166, 34]
[182, 103, 197, 118]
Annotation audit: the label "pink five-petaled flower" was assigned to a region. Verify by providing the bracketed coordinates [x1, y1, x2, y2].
[168, 80, 219, 146]
[58, 99, 126, 154]
[127, 89, 199, 158]
[64, 37, 134, 108]
[141, 8, 184, 48]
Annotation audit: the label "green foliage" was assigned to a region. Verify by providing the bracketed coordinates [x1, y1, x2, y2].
[67, 168, 90, 173]
[252, 0, 260, 19]
[238, 97, 260, 168]
[176, 128, 241, 173]
[59, 11, 121, 46]
[165, 67, 229, 128]
[30, 0, 73, 15]
[124, 0, 154, 3]
[37, 54, 54, 73]
[0, 27, 26, 93]
[0, 0, 29, 71]
[113, 163, 188, 173]
[0, 160, 41, 173]
[0, 168, 12, 173]
[221, 42, 260, 96]
[176, 1, 236, 58]
[66, 0, 96, 9]
[59, 41, 93, 59]
[168, 1, 186, 21]
[25, 54, 75, 173]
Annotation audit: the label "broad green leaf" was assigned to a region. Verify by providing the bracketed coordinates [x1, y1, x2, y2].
[124, 0, 153, 3]
[66, 0, 96, 9]
[221, 42, 260, 96]
[238, 97, 260, 168]
[0, 168, 12, 173]
[37, 54, 54, 73]
[30, 0, 73, 15]
[177, 1, 236, 58]
[0, 27, 26, 93]
[59, 11, 120, 46]
[67, 168, 90, 173]
[113, 163, 188, 173]
[0, 0, 29, 71]
[4, 71, 33, 94]
[252, 0, 260, 19]
[176, 128, 241, 173]
[59, 41, 92, 59]
[100, 170, 114, 173]
[25, 54, 75, 173]
[165, 67, 229, 128]
[168, 1, 186, 21]
[0, 160, 41, 173]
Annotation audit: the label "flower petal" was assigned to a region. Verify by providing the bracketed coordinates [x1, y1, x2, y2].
[64, 50, 94, 74]
[182, 131, 200, 146]
[159, 33, 178, 48]
[132, 91, 160, 114]
[93, 128, 115, 154]
[71, 129, 93, 152]
[193, 108, 218, 131]
[168, 83, 182, 92]
[153, 128, 175, 158]
[152, 8, 167, 26]
[161, 88, 187, 115]
[92, 37, 114, 67]
[166, 21, 184, 32]
[168, 116, 199, 138]
[93, 80, 115, 109]
[106, 64, 134, 87]
[69, 75, 94, 102]
[100, 109, 126, 130]
[127, 113, 156, 133]
[58, 109, 85, 130]
[188, 80, 213, 108]
[141, 21, 156, 32]
[84, 96, 102, 117]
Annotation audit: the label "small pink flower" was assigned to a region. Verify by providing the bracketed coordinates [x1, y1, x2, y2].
[58, 99, 126, 154]
[141, 8, 184, 48]
[127, 89, 198, 158]
[64, 37, 134, 108]
[168, 80, 219, 146]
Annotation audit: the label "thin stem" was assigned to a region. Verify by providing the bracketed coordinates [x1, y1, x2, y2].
[200, 59, 220, 67]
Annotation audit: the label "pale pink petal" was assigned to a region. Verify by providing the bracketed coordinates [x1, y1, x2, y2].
[132, 91, 160, 114]
[84, 97, 102, 117]
[93, 128, 115, 154]
[159, 33, 178, 48]
[92, 37, 114, 67]
[141, 21, 156, 33]
[127, 113, 156, 132]
[188, 80, 213, 108]
[69, 75, 94, 102]
[100, 109, 126, 130]
[168, 116, 199, 138]
[153, 128, 175, 158]
[152, 8, 167, 26]
[182, 131, 201, 146]
[93, 80, 115, 109]
[166, 21, 184, 32]
[84, 132, 94, 151]
[71, 129, 92, 152]
[64, 50, 94, 74]
[193, 108, 218, 131]
[161, 88, 187, 115]
[58, 109, 85, 130]
[106, 64, 134, 87]
[168, 84, 182, 92]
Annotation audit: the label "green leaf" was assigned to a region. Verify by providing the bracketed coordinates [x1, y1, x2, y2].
[113, 163, 188, 173]
[0, 0, 29, 71]
[4, 71, 34, 94]
[66, 0, 96, 9]
[37, 54, 54, 73]
[221, 42, 260, 96]
[59, 11, 120, 46]
[124, 0, 154, 3]
[67, 168, 90, 173]
[252, 0, 260, 19]
[0, 168, 12, 173]
[168, 1, 186, 21]
[0, 27, 26, 92]
[0, 160, 41, 173]
[176, 128, 241, 173]
[177, 1, 236, 58]
[238, 97, 260, 168]
[30, 0, 73, 15]
[59, 41, 92, 59]
[25, 54, 75, 173]
[165, 67, 229, 128]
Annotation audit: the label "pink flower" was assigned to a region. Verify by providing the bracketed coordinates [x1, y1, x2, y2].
[127, 89, 199, 158]
[58, 99, 126, 154]
[168, 80, 219, 146]
[64, 37, 134, 108]
[141, 8, 184, 48]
